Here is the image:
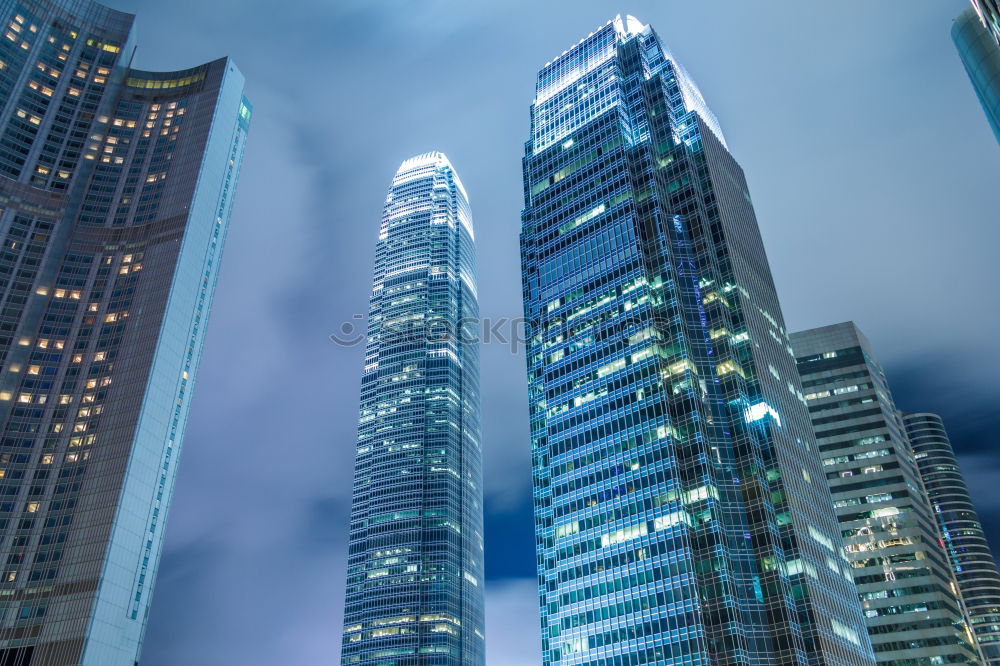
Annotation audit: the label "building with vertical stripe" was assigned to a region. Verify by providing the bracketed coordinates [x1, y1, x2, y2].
[0, 1, 250, 663]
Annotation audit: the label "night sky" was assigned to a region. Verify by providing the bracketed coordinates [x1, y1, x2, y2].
[100, 1, 999, 663]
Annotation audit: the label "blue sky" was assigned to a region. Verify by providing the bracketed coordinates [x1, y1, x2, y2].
[102, 1, 999, 663]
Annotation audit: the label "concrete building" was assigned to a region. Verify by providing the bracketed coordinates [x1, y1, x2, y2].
[792, 323, 980, 665]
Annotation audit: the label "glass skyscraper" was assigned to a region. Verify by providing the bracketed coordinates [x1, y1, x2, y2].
[520, 15, 874, 666]
[904, 412, 1000, 665]
[971, 0, 1000, 44]
[954, 5, 1000, 143]
[792, 323, 981, 665]
[341, 153, 484, 666]
[0, 1, 249, 664]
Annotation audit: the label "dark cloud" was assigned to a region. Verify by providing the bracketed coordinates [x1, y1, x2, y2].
[484, 497, 536, 581]
[301, 497, 352, 551]
[889, 356, 1000, 457]
[94, 0, 996, 663]
[959, 457, 1000, 557]
[886, 356, 1000, 556]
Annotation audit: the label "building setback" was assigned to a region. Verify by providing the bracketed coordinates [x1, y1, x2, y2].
[904, 412, 1000, 665]
[520, 15, 875, 666]
[0, 1, 250, 664]
[341, 153, 484, 666]
[792, 323, 981, 665]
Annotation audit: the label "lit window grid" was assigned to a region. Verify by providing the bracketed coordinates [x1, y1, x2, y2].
[0, 4, 249, 661]
[342, 154, 484, 666]
[905, 412, 1000, 665]
[793, 329, 982, 665]
[523, 18, 875, 666]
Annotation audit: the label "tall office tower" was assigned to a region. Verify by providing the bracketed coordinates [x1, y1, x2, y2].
[971, 0, 1000, 43]
[341, 153, 484, 666]
[520, 15, 875, 666]
[954, 6, 1000, 143]
[792, 323, 981, 665]
[0, 1, 250, 664]
[904, 412, 1000, 665]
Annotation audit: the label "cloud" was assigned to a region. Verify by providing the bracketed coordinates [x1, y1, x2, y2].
[887, 354, 1000, 457]
[101, 1, 1000, 664]
[486, 580, 542, 666]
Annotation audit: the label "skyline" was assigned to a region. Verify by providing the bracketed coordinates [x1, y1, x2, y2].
[64, 1, 1000, 664]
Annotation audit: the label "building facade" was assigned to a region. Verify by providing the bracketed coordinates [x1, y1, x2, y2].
[904, 412, 1000, 665]
[792, 323, 981, 665]
[954, 6, 1000, 143]
[971, 0, 1000, 44]
[341, 153, 484, 666]
[0, 1, 250, 664]
[520, 16, 875, 666]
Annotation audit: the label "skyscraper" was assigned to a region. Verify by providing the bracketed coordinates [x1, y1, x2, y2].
[0, 1, 250, 664]
[520, 15, 874, 666]
[971, 0, 1000, 44]
[904, 412, 1000, 665]
[792, 323, 981, 665]
[341, 153, 484, 666]
[954, 6, 1000, 143]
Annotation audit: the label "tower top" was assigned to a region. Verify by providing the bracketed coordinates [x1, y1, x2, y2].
[397, 151, 452, 172]
[613, 14, 648, 37]
[392, 151, 468, 202]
